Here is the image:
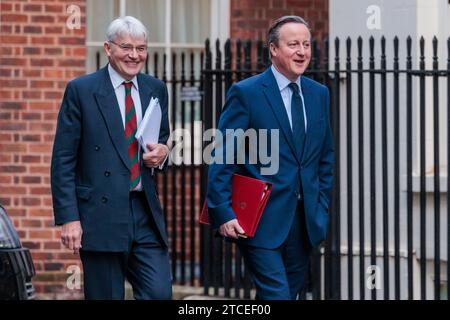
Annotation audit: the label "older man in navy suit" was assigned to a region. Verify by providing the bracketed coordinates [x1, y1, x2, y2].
[206, 16, 334, 300]
[51, 16, 171, 300]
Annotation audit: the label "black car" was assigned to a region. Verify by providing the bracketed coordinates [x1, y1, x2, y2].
[0, 204, 36, 300]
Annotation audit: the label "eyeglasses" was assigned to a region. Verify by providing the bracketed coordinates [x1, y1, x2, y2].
[109, 41, 148, 54]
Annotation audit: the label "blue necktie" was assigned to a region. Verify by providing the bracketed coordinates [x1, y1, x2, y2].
[289, 82, 306, 160]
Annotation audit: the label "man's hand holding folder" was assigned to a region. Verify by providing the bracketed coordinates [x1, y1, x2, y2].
[219, 219, 247, 239]
[200, 174, 272, 239]
[136, 97, 169, 169]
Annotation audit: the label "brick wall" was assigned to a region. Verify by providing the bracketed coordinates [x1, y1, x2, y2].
[230, 0, 329, 43]
[0, 0, 86, 299]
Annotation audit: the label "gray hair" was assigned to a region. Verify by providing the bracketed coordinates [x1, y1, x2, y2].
[106, 16, 148, 42]
[267, 16, 310, 47]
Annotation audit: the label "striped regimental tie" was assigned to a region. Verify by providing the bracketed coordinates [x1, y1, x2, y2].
[123, 81, 140, 190]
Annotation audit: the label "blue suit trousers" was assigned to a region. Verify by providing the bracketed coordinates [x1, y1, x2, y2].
[80, 192, 172, 300]
[238, 202, 312, 300]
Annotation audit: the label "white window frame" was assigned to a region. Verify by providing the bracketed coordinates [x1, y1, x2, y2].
[85, 0, 230, 79]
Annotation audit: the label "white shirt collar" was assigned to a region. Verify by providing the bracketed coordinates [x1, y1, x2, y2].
[108, 63, 139, 90]
[270, 64, 301, 92]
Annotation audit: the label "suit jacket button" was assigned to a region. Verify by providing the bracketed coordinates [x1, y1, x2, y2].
[95, 145, 100, 151]
[104, 171, 110, 177]
[101, 196, 108, 203]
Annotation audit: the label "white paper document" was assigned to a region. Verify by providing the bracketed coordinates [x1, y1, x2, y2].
[135, 97, 161, 153]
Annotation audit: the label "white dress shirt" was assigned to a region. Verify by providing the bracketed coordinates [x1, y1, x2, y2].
[108, 64, 145, 190]
[270, 64, 307, 132]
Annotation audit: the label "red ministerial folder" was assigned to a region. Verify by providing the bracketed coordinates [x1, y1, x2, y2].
[200, 174, 272, 237]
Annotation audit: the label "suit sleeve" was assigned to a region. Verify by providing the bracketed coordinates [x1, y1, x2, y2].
[206, 84, 250, 228]
[51, 81, 82, 225]
[318, 86, 334, 211]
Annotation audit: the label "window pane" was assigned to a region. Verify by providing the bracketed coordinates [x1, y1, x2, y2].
[86, 47, 110, 74]
[171, 0, 210, 43]
[126, 0, 166, 43]
[86, 0, 119, 42]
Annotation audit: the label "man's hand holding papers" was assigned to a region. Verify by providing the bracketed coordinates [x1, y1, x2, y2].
[143, 143, 169, 168]
[136, 97, 169, 169]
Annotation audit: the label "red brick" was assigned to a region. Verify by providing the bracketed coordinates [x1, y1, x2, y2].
[22, 134, 41, 142]
[45, 4, 63, 13]
[22, 175, 42, 183]
[22, 219, 43, 228]
[44, 242, 61, 250]
[58, 37, 84, 45]
[43, 219, 55, 228]
[0, 69, 11, 77]
[23, 69, 42, 77]
[24, 4, 43, 12]
[1, 102, 24, 110]
[23, 47, 42, 55]
[0, 197, 11, 205]
[44, 91, 62, 99]
[0, 35, 27, 44]
[6, 208, 26, 217]
[29, 123, 54, 132]
[22, 197, 41, 206]
[0, 79, 27, 88]
[44, 26, 63, 34]
[0, 130, 12, 141]
[23, 25, 43, 34]
[58, 59, 84, 67]
[29, 209, 53, 218]
[30, 187, 51, 194]
[31, 15, 55, 23]
[0, 14, 28, 23]
[31, 37, 55, 45]
[43, 70, 64, 78]
[31, 80, 54, 89]
[44, 112, 57, 121]
[0, 152, 12, 161]
[30, 58, 54, 67]
[30, 164, 51, 173]
[0, 122, 26, 131]
[22, 155, 41, 163]
[0, 25, 12, 33]
[0, 47, 12, 55]
[45, 47, 63, 55]
[72, 47, 86, 56]
[22, 241, 41, 250]
[23, 91, 42, 99]
[29, 102, 54, 110]
[0, 144, 26, 153]
[22, 112, 42, 121]
[55, 253, 80, 260]
[0, 91, 12, 99]
[44, 262, 64, 272]
[29, 230, 53, 239]
[0, 3, 13, 11]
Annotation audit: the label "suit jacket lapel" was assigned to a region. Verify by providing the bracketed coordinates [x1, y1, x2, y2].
[301, 77, 316, 161]
[94, 66, 130, 171]
[137, 73, 153, 116]
[261, 69, 301, 165]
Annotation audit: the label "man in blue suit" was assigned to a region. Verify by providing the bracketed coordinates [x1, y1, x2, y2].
[206, 16, 334, 300]
[51, 16, 171, 299]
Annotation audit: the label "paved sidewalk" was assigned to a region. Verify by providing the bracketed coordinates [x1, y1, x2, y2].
[125, 282, 253, 300]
